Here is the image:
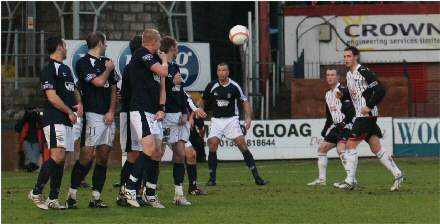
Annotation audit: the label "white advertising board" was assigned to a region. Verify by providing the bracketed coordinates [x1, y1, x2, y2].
[336, 14, 440, 51]
[65, 40, 211, 91]
[160, 118, 393, 161]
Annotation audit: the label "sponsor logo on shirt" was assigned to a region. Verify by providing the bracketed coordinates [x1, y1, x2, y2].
[65, 82, 75, 91]
[216, 100, 229, 107]
[172, 85, 181, 91]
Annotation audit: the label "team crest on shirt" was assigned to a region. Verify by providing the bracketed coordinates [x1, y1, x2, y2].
[85, 73, 96, 82]
[213, 92, 218, 96]
[142, 54, 153, 61]
[227, 93, 231, 98]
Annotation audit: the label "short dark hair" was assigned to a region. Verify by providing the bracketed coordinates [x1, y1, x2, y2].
[86, 32, 106, 49]
[344, 46, 359, 56]
[129, 35, 142, 54]
[159, 36, 177, 53]
[46, 34, 64, 54]
[217, 62, 229, 70]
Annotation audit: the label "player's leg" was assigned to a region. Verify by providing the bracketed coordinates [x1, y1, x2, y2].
[171, 140, 191, 205]
[67, 114, 94, 208]
[368, 134, 406, 191]
[89, 144, 111, 208]
[185, 143, 206, 195]
[334, 119, 367, 190]
[30, 124, 70, 210]
[234, 135, 268, 185]
[308, 141, 335, 185]
[206, 136, 220, 186]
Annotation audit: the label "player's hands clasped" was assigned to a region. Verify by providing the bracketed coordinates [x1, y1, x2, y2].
[72, 103, 83, 117]
[156, 111, 165, 121]
[179, 114, 188, 125]
[103, 112, 114, 125]
[68, 111, 78, 125]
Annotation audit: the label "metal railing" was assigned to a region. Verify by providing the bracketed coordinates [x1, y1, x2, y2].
[1, 30, 51, 90]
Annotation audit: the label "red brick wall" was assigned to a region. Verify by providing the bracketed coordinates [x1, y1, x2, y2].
[291, 77, 410, 118]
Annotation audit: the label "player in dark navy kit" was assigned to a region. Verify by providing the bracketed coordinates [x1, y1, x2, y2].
[158, 36, 193, 205]
[29, 34, 83, 210]
[198, 63, 268, 186]
[307, 69, 355, 186]
[123, 29, 169, 208]
[184, 91, 207, 195]
[116, 35, 146, 206]
[66, 32, 119, 208]
[334, 46, 406, 191]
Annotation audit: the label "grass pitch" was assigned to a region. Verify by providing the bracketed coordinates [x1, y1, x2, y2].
[2, 158, 439, 223]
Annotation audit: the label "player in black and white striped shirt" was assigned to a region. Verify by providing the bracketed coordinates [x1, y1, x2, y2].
[199, 63, 268, 186]
[307, 69, 355, 186]
[334, 46, 406, 191]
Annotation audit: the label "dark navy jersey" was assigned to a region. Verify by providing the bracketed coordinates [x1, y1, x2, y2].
[76, 54, 119, 115]
[41, 59, 76, 127]
[202, 78, 246, 118]
[121, 63, 132, 113]
[129, 47, 161, 113]
[164, 62, 187, 114]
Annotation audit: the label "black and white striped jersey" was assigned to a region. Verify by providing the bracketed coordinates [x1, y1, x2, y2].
[346, 64, 385, 118]
[324, 83, 355, 130]
[201, 78, 247, 118]
[185, 91, 199, 112]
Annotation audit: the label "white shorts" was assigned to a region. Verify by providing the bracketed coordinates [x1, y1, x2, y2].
[120, 112, 142, 152]
[162, 112, 190, 144]
[208, 116, 243, 140]
[43, 124, 74, 151]
[72, 113, 83, 142]
[83, 112, 116, 147]
[130, 111, 163, 141]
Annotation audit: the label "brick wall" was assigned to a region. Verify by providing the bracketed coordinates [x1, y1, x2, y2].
[291, 77, 410, 118]
[424, 63, 440, 117]
[36, 1, 165, 40]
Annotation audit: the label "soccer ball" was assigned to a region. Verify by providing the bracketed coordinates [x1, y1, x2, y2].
[229, 25, 249, 45]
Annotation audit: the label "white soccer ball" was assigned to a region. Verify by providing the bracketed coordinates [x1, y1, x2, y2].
[229, 25, 249, 45]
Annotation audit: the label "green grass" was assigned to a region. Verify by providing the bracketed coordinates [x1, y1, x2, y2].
[2, 158, 439, 223]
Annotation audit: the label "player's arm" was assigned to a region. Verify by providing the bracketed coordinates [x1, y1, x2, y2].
[156, 76, 166, 121]
[321, 104, 332, 137]
[90, 59, 116, 87]
[186, 91, 207, 118]
[339, 86, 354, 124]
[360, 69, 386, 109]
[104, 85, 116, 125]
[150, 52, 168, 77]
[73, 89, 83, 117]
[46, 90, 77, 124]
[243, 100, 252, 130]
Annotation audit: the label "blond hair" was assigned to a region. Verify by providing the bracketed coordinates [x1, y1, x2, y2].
[142, 29, 160, 45]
